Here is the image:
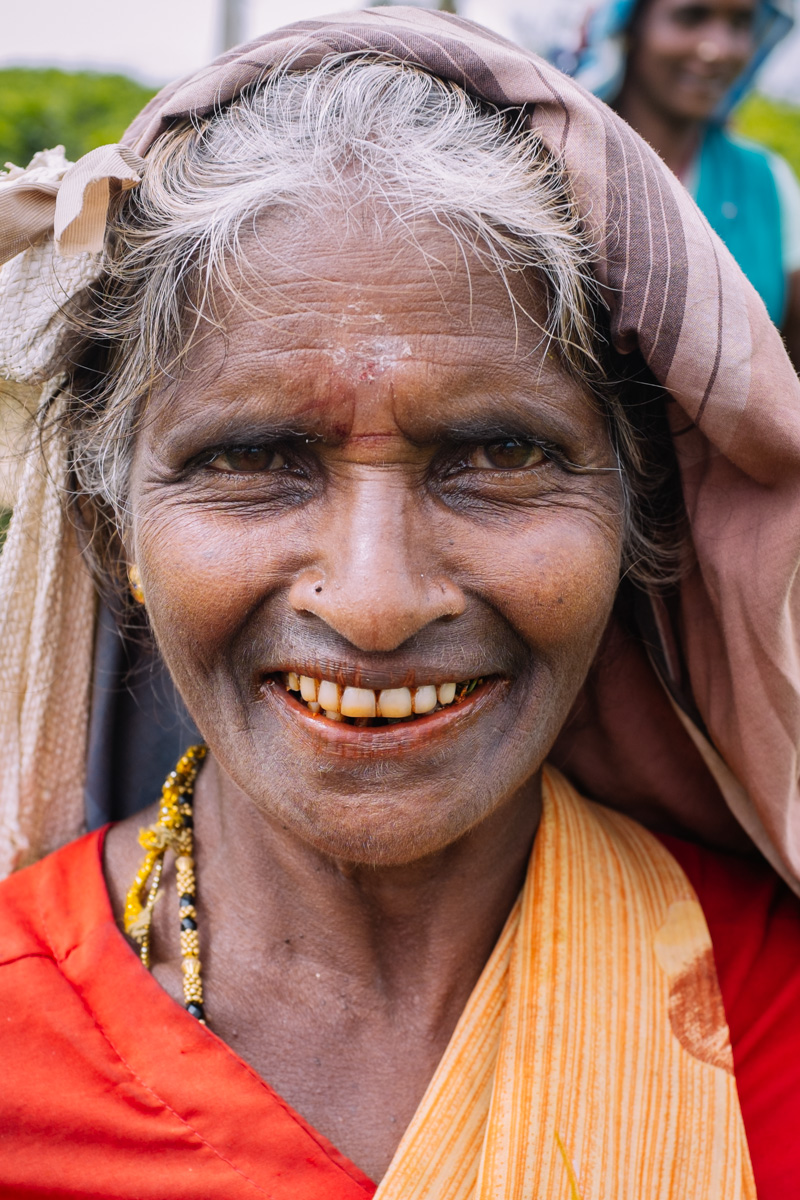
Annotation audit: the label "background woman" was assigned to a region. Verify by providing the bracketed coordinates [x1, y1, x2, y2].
[1, 9, 800, 1196]
[573, 0, 800, 365]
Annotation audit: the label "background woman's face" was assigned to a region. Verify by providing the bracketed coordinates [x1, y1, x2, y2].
[127, 213, 624, 866]
[627, 0, 756, 122]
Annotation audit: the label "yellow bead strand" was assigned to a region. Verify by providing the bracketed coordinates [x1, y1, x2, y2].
[123, 744, 208, 1022]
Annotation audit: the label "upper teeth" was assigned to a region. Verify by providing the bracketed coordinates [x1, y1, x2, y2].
[286, 673, 462, 719]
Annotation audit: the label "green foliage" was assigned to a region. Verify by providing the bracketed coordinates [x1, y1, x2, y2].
[0, 68, 155, 169]
[2, 65, 796, 182]
[734, 93, 800, 179]
[0, 67, 155, 546]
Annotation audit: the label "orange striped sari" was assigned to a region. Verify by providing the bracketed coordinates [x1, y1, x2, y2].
[376, 767, 756, 1199]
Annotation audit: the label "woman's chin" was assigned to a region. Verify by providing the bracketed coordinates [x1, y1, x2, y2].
[289, 804, 479, 867]
[207, 676, 545, 866]
[670, 75, 732, 122]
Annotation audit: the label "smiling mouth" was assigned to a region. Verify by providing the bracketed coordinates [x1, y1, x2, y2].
[281, 672, 486, 727]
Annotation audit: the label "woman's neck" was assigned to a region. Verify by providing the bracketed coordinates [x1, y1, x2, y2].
[616, 87, 703, 179]
[193, 754, 540, 1008]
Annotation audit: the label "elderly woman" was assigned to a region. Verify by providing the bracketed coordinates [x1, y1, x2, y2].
[1, 9, 800, 1198]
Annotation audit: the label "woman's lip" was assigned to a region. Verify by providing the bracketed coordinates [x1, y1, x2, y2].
[260, 676, 506, 754]
[679, 67, 733, 90]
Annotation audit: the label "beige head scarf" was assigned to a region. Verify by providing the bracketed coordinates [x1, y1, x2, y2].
[1, 7, 799, 887]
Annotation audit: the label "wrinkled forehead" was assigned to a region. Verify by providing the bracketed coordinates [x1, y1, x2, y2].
[141, 206, 602, 447]
[206, 203, 551, 325]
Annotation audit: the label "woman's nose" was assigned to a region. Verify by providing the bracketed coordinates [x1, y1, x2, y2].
[696, 39, 722, 62]
[288, 477, 465, 652]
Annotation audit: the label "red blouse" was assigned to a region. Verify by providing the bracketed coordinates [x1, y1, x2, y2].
[0, 827, 798, 1197]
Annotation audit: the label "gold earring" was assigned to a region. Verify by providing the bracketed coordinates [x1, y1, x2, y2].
[128, 564, 145, 604]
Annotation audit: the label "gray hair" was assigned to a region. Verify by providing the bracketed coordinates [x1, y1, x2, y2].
[53, 54, 685, 595]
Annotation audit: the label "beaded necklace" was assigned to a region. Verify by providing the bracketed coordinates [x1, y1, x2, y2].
[124, 744, 208, 1024]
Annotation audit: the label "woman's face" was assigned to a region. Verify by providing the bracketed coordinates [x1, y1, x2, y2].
[627, 0, 756, 123]
[127, 213, 624, 866]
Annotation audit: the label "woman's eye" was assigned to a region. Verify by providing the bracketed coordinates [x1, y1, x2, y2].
[672, 5, 708, 25]
[206, 446, 287, 473]
[469, 439, 546, 470]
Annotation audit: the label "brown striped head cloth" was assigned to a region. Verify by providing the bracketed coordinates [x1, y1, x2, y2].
[1, 8, 799, 887]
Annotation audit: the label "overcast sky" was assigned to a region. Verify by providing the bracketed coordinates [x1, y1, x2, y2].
[2, 0, 798, 98]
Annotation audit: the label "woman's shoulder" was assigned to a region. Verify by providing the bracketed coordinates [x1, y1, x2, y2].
[705, 128, 800, 246]
[0, 829, 108, 967]
[660, 833, 800, 1194]
[707, 125, 776, 165]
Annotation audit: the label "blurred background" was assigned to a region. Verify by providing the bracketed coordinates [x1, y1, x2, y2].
[1, 0, 798, 172]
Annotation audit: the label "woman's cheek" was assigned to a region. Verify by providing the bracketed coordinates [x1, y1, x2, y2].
[134, 508, 293, 652]
[462, 515, 622, 658]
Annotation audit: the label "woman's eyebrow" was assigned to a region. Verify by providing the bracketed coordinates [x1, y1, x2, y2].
[434, 416, 556, 441]
[412, 389, 593, 443]
[155, 411, 330, 453]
